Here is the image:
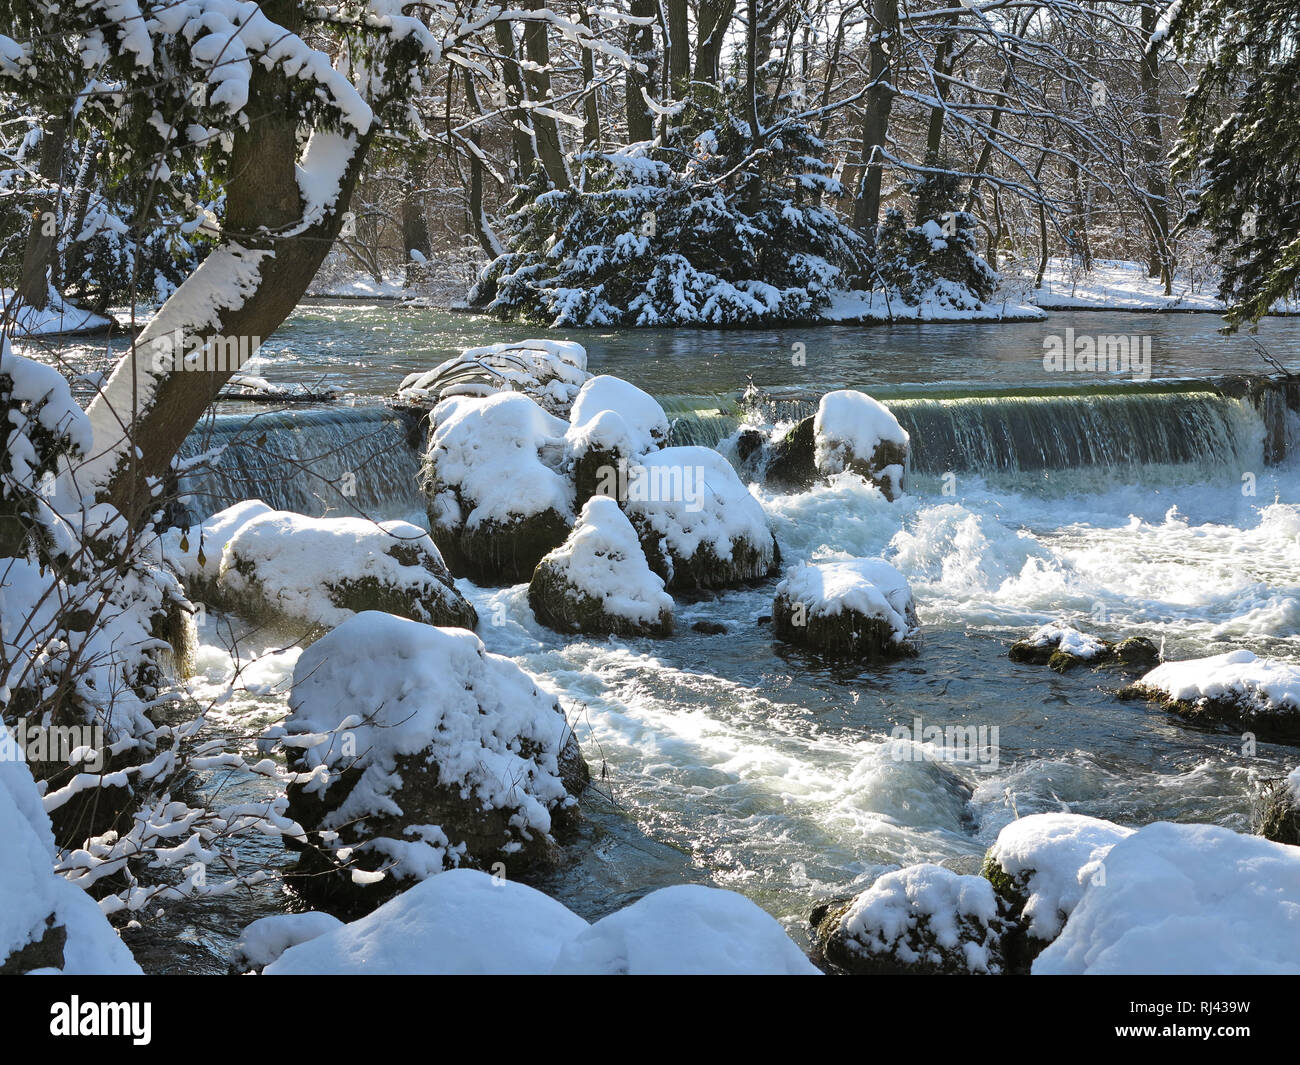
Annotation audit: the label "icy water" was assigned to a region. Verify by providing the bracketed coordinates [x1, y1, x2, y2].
[38, 304, 1300, 970]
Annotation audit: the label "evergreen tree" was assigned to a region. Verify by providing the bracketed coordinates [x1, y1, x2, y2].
[1172, 0, 1300, 329]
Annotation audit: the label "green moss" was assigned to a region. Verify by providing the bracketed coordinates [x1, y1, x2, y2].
[528, 559, 672, 638]
[773, 593, 919, 660]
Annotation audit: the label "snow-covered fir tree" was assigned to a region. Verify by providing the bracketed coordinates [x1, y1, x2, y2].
[472, 81, 869, 327]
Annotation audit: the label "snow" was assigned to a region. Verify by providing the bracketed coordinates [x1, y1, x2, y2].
[775, 557, 917, 641]
[160, 499, 273, 583]
[215, 509, 463, 628]
[284, 611, 574, 881]
[622, 445, 774, 577]
[552, 884, 820, 975]
[425, 391, 574, 528]
[231, 912, 344, 971]
[1024, 621, 1109, 660]
[1034, 821, 1300, 975]
[2, 337, 94, 498]
[567, 374, 669, 459]
[988, 813, 1135, 940]
[538, 496, 673, 626]
[837, 864, 1003, 973]
[1, 289, 113, 336]
[399, 339, 589, 415]
[0, 724, 141, 974]
[264, 869, 587, 975]
[814, 390, 909, 476]
[1137, 650, 1300, 715]
[821, 289, 1045, 323]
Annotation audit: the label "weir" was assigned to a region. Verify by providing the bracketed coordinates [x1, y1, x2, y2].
[176, 377, 1299, 522]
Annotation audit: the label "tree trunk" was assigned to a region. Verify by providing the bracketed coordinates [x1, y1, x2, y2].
[694, 0, 735, 83]
[17, 113, 68, 311]
[579, 5, 602, 149]
[465, 71, 503, 258]
[852, 0, 899, 239]
[82, 1, 373, 523]
[494, 20, 538, 191]
[521, 0, 569, 189]
[402, 161, 432, 287]
[666, 0, 689, 96]
[1140, 1, 1172, 293]
[625, 0, 657, 142]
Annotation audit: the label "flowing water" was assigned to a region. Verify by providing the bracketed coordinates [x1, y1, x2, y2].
[29, 304, 1300, 968]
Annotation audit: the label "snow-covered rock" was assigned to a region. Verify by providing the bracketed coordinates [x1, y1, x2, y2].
[813, 864, 1008, 975]
[397, 339, 590, 418]
[813, 390, 910, 501]
[229, 911, 344, 973]
[1033, 821, 1300, 975]
[0, 725, 140, 974]
[621, 445, 778, 590]
[281, 612, 587, 903]
[422, 392, 575, 583]
[1120, 649, 1300, 745]
[161, 499, 273, 599]
[1256, 770, 1300, 846]
[773, 557, 920, 659]
[529, 496, 673, 637]
[551, 884, 820, 975]
[1009, 622, 1160, 673]
[265, 868, 588, 975]
[213, 510, 476, 632]
[567, 375, 670, 502]
[981, 812, 1134, 967]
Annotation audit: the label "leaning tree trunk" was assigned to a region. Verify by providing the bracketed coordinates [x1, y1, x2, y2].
[80, 2, 374, 525]
[693, 0, 735, 83]
[852, 0, 899, 239]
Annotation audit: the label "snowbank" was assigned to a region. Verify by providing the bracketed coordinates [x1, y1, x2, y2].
[551, 884, 820, 975]
[815, 864, 1006, 974]
[622, 445, 777, 589]
[423, 391, 575, 582]
[282, 612, 585, 889]
[230, 912, 345, 972]
[2, 289, 113, 337]
[529, 496, 673, 637]
[821, 289, 1045, 323]
[0, 725, 140, 974]
[773, 557, 920, 658]
[265, 869, 587, 975]
[1034, 821, 1300, 974]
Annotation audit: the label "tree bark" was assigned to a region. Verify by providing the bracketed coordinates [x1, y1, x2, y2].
[1140, 1, 1172, 293]
[852, 0, 899, 238]
[625, 0, 658, 142]
[579, 5, 602, 149]
[17, 113, 68, 310]
[521, 0, 570, 189]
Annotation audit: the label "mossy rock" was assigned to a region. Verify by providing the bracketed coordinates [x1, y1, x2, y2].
[764, 416, 817, 489]
[1112, 636, 1161, 670]
[1255, 779, 1300, 845]
[1117, 683, 1300, 747]
[432, 508, 572, 586]
[0, 914, 66, 975]
[528, 557, 672, 638]
[635, 525, 780, 592]
[1008, 639, 1057, 666]
[978, 850, 1043, 975]
[772, 594, 919, 660]
[843, 438, 909, 502]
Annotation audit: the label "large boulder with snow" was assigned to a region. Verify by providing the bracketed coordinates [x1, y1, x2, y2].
[396, 339, 591, 418]
[812, 864, 1009, 975]
[0, 726, 140, 974]
[980, 813, 1134, 971]
[1033, 821, 1300, 974]
[229, 912, 344, 974]
[773, 558, 920, 659]
[266, 869, 588, 975]
[423, 392, 575, 583]
[621, 446, 778, 590]
[529, 496, 673, 637]
[551, 884, 820, 975]
[167, 505, 477, 634]
[814, 390, 910, 500]
[566, 375, 670, 504]
[281, 612, 588, 906]
[1120, 650, 1300, 745]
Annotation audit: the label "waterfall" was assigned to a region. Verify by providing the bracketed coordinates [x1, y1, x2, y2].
[176, 406, 425, 525]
